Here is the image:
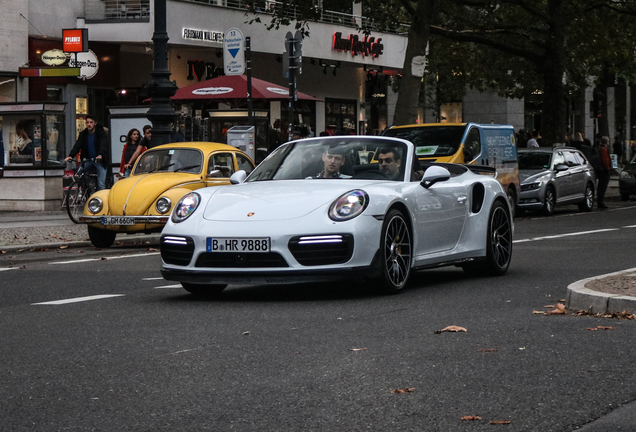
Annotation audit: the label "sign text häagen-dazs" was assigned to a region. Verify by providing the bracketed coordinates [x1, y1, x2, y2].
[332, 32, 384, 58]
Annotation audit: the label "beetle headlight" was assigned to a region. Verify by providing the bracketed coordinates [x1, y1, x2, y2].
[172, 192, 201, 223]
[87, 197, 103, 214]
[328, 190, 369, 221]
[156, 197, 172, 214]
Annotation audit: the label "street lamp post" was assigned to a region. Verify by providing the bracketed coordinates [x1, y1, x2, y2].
[146, 0, 178, 147]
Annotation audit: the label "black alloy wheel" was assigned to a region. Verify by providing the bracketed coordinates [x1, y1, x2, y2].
[542, 185, 556, 216]
[463, 200, 512, 276]
[378, 209, 412, 293]
[578, 183, 594, 212]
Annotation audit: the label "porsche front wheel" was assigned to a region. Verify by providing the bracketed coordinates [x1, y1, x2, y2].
[378, 209, 412, 294]
[182, 283, 227, 296]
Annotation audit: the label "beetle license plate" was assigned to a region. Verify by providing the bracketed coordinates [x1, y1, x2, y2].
[207, 237, 270, 253]
[101, 217, 135, 226]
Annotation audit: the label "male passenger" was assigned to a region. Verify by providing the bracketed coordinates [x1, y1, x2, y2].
[378, 147, 402, 180]
[314, 146, 351, 178]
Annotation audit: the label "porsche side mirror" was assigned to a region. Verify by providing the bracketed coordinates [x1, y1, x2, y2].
[420, 166, 451, 189]
[555, 163, 568, 172]
[230, 170, 247, 184]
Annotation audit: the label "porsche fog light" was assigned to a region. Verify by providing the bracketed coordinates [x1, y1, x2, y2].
[172, 192, 200, 223]
[87, 197, 103, 214]
[156, 197, 172, 214]
[328, 190, 369, 221]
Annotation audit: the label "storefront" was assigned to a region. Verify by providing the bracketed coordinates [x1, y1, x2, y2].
[0, 102, 67, 210]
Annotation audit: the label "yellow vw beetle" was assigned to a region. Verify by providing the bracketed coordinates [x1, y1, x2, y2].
[79, 142, 254, 248]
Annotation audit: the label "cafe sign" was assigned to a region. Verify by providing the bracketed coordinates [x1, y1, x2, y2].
[41, 49, 67, 66]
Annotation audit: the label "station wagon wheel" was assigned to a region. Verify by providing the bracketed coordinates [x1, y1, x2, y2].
[542, 185, 556, 216]
[88, 225, 117, 248]
[378, 209, 412, 293]
[182, 283, 227, 296]
[578, 183, 594, 212]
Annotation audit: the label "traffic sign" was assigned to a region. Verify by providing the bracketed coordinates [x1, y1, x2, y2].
[223, 28, 245, 75]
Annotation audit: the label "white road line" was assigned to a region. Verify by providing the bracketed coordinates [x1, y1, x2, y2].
[154, 284, 182, 289]
[32, 294, 125, 305]
[0, 267, 19, 272]
[49, 252, 160, 265]
[514, 228, 619, 244]
[623, 225, 636, 228]
[142, 277, 165, 281]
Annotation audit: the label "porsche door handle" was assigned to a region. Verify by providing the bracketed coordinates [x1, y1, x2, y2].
[457, 196, 467, 204]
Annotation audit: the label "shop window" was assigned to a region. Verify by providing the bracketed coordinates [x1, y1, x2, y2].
[47, 87, 63, 102]
[0, 76, 17, 103]
[325, 98, 357, 134]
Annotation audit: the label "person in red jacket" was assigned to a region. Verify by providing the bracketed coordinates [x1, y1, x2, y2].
[596, 136, 612, 209]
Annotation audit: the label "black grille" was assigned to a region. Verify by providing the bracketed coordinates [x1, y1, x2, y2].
[288, 234, 354, 266]
[161, 236, 195, 266]
[195, 252, 289, 268]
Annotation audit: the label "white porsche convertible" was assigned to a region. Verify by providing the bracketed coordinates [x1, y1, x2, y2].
[160, 136, 513, 295]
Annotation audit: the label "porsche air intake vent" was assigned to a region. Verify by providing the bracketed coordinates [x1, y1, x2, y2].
[161, 236, 195, 266]
[288, 234, 354, 266]
[471, 183, 486, 214]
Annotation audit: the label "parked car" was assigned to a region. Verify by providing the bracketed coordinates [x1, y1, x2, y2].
[79, 142, 254, 248]
[517, 147, 595, 215]
[160, 136, 513, 296]
[619, 154, 636, 201]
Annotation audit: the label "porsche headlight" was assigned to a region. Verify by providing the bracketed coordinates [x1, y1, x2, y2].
[156, 197, 172, 214]
[521, 181, 542, 191]
[87, 197, 103, 214]
[328, 190, 369, 221]
[172, 193, 200, 223]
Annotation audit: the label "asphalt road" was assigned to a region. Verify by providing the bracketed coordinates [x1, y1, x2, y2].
[1, 203, 636, 431]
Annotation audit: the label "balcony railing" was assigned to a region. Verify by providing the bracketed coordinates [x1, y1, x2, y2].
[85, 0, 150, 22]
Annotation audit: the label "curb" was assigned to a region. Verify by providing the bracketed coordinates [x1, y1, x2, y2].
[0, 234, 161, 253]
[566, 267, 636, 314]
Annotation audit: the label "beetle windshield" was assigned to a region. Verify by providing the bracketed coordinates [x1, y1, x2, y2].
[246, 137, 409, 182]
[133, 148, 203, 175]
[518, 152, 552, 170]
[383, 125, 465, 157]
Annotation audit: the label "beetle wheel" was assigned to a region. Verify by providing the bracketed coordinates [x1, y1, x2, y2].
[378, 209, 412, 293]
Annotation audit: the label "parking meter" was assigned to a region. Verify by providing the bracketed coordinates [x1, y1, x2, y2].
[227, 126, 255, 161]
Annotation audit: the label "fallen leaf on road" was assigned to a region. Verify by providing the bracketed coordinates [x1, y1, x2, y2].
[1, 251, 6, 254]
[544, 305, 555, 308]
[50, 235, 57, 238]
[349, 347, 367, 351]
[390, 388, 415, 394]
[533, 310, 545, 314]
[243, 331, 250, 336]
[547, 303, 566, 315]
[100, 257, 107, 260]
[489, 420, 511, 425]
[461, 415, 482, 421]
[586, 326, 616, 331]
[30, 248, 49, 252]
[477, 348, 498, 352]
[149, 248, 159, 252]
[435, 325, 467, 334]
[59, 245, 69, 249]
[77, 250, 84, 253]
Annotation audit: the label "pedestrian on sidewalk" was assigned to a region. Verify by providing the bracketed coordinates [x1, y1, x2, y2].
[119, 128, 142, 178]
[596, 136, 612, 209]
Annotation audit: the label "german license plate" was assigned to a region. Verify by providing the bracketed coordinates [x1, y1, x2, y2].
[101, 216, 135, 226]
[207, 237, 270, 253]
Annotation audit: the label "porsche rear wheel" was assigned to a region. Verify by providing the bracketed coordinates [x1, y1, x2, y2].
[182, 283, 227, 296]
[88, 225, 117, 248]
[378, 209, 412, 294]
[463, 200, 512, 276]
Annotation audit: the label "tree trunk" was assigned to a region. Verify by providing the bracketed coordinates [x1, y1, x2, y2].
[392, 0, 439, 126]
[540, 0, 567, 146]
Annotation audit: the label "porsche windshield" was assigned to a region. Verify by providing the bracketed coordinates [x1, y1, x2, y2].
[133, 149, 203, 175]
[246, 137, 408, 182]
[384, 125, 465, 157]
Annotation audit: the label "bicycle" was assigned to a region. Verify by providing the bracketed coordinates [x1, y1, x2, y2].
[65, 158, 98, 224]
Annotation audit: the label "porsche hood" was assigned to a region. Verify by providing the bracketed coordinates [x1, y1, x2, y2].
[202, 180, 381, 221]
[109, 173, 202, 216]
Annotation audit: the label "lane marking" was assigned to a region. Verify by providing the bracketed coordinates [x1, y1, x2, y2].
[0, 267, 20, 272]
[33, 294, 125, 305]
[514, 228, 619, 244]
[623, 225, 636, 228]
[154, 284, 182, 289]
[49, 252, 160, 265]
[142, 277, 164, 281]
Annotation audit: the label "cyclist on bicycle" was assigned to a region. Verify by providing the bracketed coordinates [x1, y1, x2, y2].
[64, 115, 109, 190]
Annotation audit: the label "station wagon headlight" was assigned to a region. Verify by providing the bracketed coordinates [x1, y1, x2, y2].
[156, 197, 172, 214]
[87, 197, 102, 214]
[521, 181, 542, 191]
[328, 190, 369, 221]
[620, 171, 633, 179]
[172, 192, 200, 223]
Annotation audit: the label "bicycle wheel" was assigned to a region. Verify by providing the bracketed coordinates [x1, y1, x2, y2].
[66, 181, 89, 224]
